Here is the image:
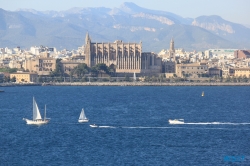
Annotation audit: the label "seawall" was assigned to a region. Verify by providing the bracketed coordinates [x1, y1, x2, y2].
[1, 82, 250, 87]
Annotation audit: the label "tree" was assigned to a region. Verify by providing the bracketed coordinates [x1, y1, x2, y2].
[225, 76, 231, 82]
[236, 76, 241, 82]
[0, 68, 17, 73]
[90, 66, 98, 77]
[94, 63, 109, 77]
[10, 76, 16, 82]
[108, 64, 116, 77]
[73, 63, 89, 78]
[124, 75, 130, 82]
[242, 76, 248, 82]
[232, 76, 237, 82]
[50, 59, 63, 77]
[4, 76, 10, 82]
[38, 76, 43, 83]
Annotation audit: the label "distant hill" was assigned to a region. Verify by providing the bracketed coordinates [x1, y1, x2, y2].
[0, 2, 249, 52]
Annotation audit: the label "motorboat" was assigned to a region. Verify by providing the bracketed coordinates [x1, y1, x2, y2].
[169, 119, 184, 124]
[90, 124, 98, 128]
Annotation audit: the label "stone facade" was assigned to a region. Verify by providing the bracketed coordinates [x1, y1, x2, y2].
[24, 52, 56, 75]
[84, 33, 161, 75]
[163, 38, 176, 77]
[234, 68, 250, 78]
[10, 72, 38, 83]
[176, 63, 208, 78]
[60, 60, 85, 76]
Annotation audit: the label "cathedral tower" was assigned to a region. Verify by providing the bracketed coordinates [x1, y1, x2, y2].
[170, 38, 175, 52]
[169, 38, 175, 61]
[84, 32, 91, 67]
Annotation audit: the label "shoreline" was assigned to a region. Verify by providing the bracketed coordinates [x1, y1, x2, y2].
[1, 82, 250, 86]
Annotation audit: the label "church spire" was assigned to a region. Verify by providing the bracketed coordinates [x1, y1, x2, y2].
[85, 32, 91, 44]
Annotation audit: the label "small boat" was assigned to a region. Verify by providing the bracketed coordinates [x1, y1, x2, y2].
[169, 119, 184, 124]
[0, 90, 4, 92]
[23, 97, 49, 125]
[201, 91, 204, 97]
[78, 108, 89, 123]
[90, 124, 98, 128]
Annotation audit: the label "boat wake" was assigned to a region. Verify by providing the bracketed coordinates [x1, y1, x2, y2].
[87, 124, 250, 130]
[98, 125, 116, 128]
[184, 122, 250, 125]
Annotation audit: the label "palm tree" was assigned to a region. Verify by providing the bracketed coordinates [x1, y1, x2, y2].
[95, 63, 109, 77]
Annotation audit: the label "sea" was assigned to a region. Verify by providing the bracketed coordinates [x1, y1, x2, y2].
[0, 86, 249, 165]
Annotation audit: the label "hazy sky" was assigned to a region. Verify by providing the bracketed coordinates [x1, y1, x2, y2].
[1, 0, 249, 25]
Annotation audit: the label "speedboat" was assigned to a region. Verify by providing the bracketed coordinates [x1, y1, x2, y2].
[169, 119, 184, 124]
[90, 124, 98, 128]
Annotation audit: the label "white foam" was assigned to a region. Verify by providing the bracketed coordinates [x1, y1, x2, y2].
[184, 122, 250, 125]
[98, 126, 116, 128]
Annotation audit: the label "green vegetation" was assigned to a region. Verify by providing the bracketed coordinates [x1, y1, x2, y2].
[10, 76, 16, 82]
[0, 68, 17, 73]
[50, 59, 63, 77]
[71, 63, 90, 77]
[91, 63, 109, 77]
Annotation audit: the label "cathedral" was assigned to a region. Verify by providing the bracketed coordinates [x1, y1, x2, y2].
[84, 32, 162, 76]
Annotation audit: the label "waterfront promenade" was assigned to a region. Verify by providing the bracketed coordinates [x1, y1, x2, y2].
[1, 82, 250, 86]
[50, 82, 250, 86]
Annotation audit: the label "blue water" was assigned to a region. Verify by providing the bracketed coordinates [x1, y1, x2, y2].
[0, 86, 249, 165]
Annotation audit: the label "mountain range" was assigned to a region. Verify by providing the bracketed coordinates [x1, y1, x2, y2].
[0, 2, 249, 52]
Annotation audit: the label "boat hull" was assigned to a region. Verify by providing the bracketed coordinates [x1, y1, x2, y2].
[78, 119, 89, 123]
[23, 118, 49, 125]
[169, 119, 184, 124]
[90, 124, 98, 128]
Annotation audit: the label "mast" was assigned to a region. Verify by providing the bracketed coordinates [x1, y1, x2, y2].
[44, 104, 46, 120]
[33, 96, 36, 120]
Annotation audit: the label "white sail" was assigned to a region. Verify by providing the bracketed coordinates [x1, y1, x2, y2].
[23, 97, 49, 125]
[78, 108, 89, 122]
[33, 97, 42, 120]
[79, 108, 87, 120]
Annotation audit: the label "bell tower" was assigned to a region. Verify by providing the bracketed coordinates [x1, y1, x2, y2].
[169, 38, 175, 61]
[170, 38, 175, 52]
[84, 32, 91, 67]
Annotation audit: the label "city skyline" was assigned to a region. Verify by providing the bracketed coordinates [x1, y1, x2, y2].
[1, 0, 250, 26]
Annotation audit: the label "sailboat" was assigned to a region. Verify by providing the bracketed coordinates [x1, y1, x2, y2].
[202, 91, 204, 97]
[23, 97, 49, 125]
[78, 108, 89, 123]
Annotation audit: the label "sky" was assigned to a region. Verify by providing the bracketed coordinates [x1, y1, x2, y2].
[1, 0, 249, 25]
